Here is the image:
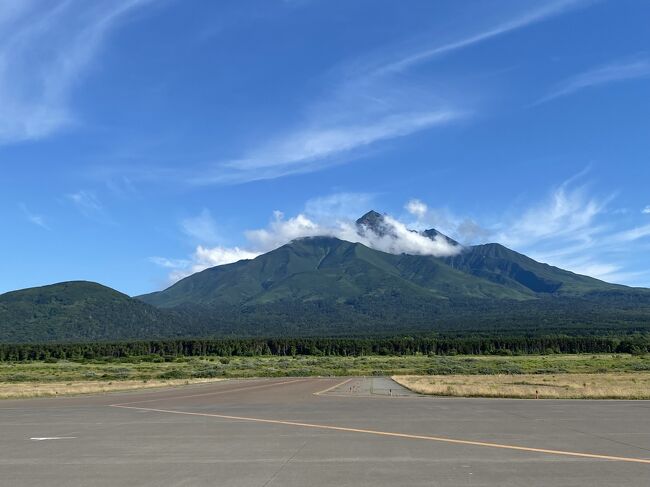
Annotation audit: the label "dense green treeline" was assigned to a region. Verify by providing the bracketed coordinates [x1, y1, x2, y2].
[1, 334, 648, 362]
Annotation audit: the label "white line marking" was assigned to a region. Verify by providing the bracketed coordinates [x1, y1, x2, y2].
[110, 405, 650, 465]
[30, 437, 76, 441]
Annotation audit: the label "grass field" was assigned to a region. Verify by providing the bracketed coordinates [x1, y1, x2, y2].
[1, 353, 649, 399]
[0, 378, 225, 399]
[393, 373, 650, 399]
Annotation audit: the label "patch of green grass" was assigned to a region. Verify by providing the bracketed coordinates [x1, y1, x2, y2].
[1, 353, 649, 383]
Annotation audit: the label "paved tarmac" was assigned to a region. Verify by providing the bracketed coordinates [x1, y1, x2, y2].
[1, 377, 649, 486]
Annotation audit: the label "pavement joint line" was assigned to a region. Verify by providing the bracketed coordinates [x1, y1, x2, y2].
[313, 378, 353, 396]
[109, 404, 650, 465]
[109, 378, 310, 407]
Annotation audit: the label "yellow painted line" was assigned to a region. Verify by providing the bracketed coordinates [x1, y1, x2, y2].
[110, 404, 650, 465]
[313, 378, 353, 396]
[110, 378, 310, 407]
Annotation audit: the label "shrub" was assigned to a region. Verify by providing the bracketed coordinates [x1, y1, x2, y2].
[191, 367, 224, 378]
[158, 369, 190, 380]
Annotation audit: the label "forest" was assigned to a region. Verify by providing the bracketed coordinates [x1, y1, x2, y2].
[1, 333, 648, 362]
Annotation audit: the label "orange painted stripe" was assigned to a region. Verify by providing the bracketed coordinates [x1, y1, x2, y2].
[110, 378, 310, 406]
[313, 378, 353, 395]
[110, 404, 650, 465]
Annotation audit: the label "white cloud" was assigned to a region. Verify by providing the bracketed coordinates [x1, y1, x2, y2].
[152, 246, 260, 282]
[103, 0, 589, 187]
[149, 256, 190, 269]
[19, 203, 49, 230]
[534, 57, 650, 105]
[66, 190, 103, 217]
[612, 224, 650, 243]
[246, 211, 325, 251]
[249, 211, 461, 257]
[487, 175, 650, 285]
[189, 1, 589, 186]
[152, 180, 650, 288]
[172, 246, 260, 281]
[404, 172, 650, 286]
[374, 0, 588, 76]
[0, 0, 155, 144]
[152, 199, 463, 284]
[405, 199, 428, 218]
[567, 262, 621, 281]
[403, 199, 489, 244]
[495, 182, 608, 248]
[484, 177, 617, 279]
[194, 110, 463, 185]
[181, 209, 220, 243]
[357, 214, 461, 257]
[642, 206, 650, 215]
[192, 246, 259, 269]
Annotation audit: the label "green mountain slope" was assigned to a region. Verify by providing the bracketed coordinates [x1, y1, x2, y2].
[140, 236, 633, 310]
[138, 236, 533, 308]
[3, 220, 650, 343]
[0, 281, 186, 343]
[135, 234, 650, 338]
[443, 243, 625, 296]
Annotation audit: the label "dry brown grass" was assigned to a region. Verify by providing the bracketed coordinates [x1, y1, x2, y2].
[392, 373, 650, 399]
[0, 378, 225, 400]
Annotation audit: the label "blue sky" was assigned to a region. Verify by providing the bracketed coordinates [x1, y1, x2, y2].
[2, 0, 650, 295]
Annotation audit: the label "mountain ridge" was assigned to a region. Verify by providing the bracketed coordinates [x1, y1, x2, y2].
[0, 281, 188, 343]
[356, 209, 462, 248]
[3, 212, 650, 343]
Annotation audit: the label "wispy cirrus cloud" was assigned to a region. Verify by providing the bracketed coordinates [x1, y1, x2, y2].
[488, 177, 650, 285]
[181, 209, 220, 244]
[0, 0, 155, 145]
[534, 56, 650, 105]
[189, 1, 590, 185]
[403, 171, 650, 286]
[66, 190, 106, 220]
[495, 181, 610, 248]
[194, 110, 463, 185]
[152, 178, 650, 287]
[612, 224, 650, 243]
[19, 203, 50, 230]
[373, 0, 589, 76]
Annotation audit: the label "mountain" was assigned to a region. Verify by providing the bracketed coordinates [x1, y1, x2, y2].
[142, 211, 628, 310]
[137, 232, 650, 337]
[356, 210, 385, 234]
[139, 236, 531, 309]
[0, 281, 188, 343]
[3, 211, 650, 343]
[356, 210, 461, 247]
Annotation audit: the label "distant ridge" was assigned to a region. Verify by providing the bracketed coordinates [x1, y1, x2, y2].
[0, 281, 187, 343]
